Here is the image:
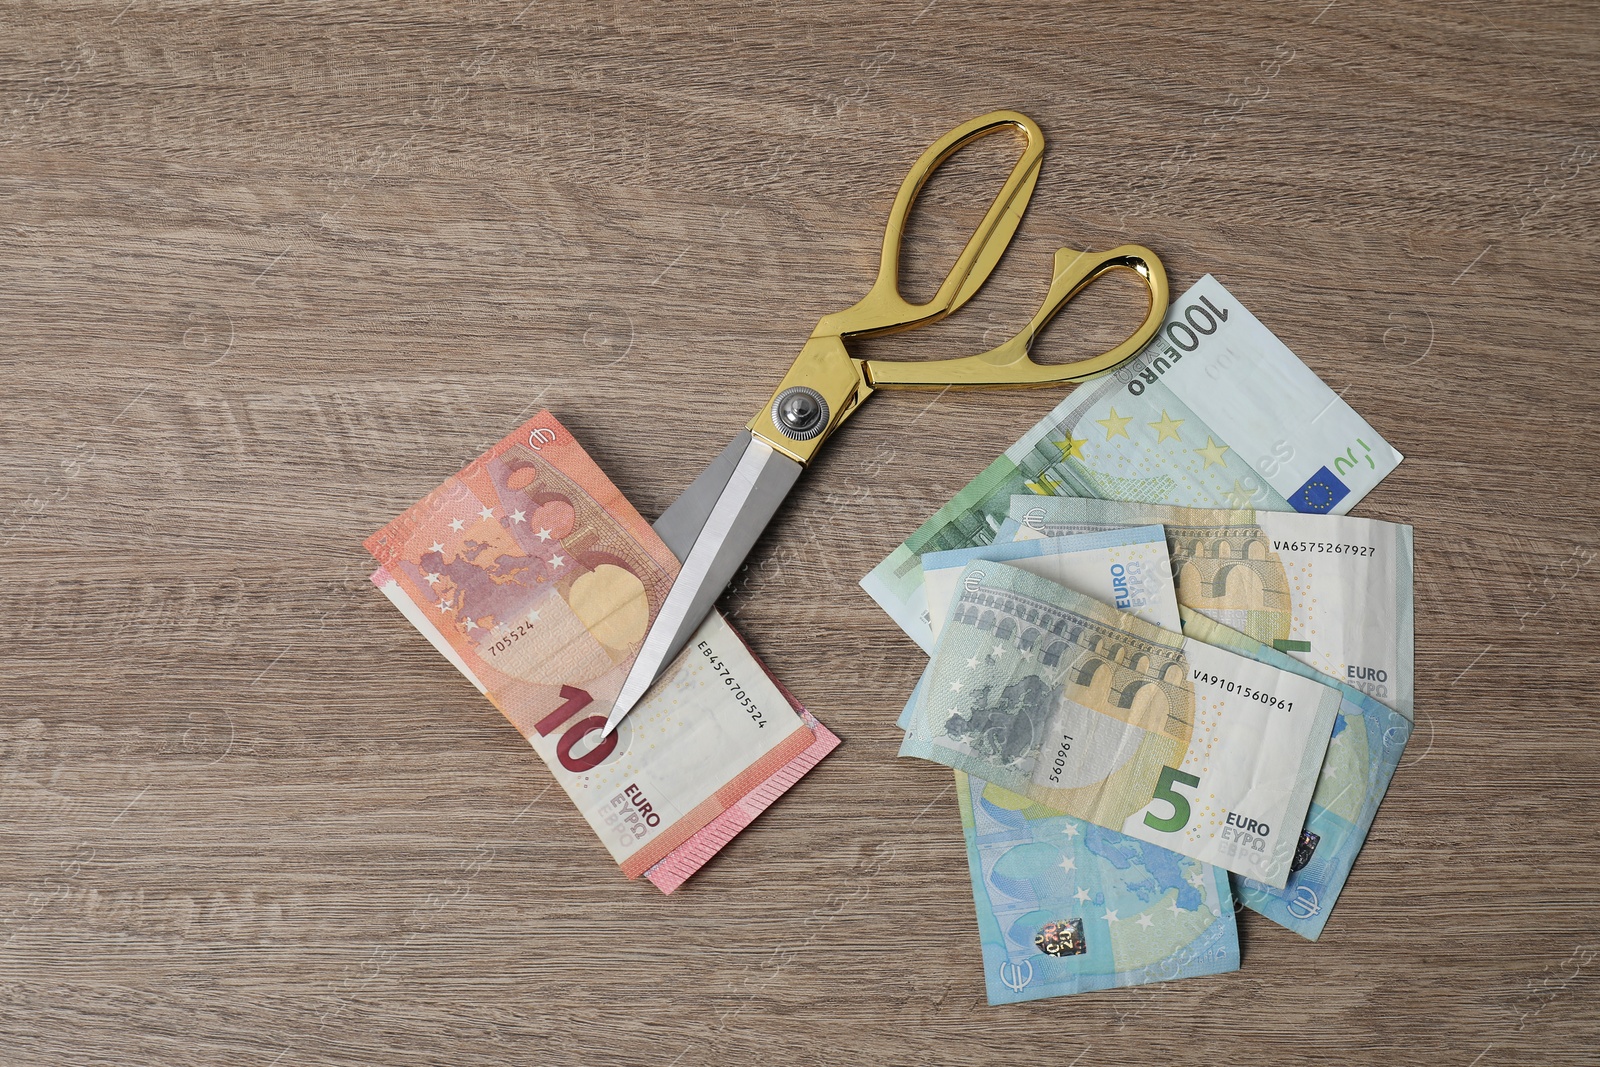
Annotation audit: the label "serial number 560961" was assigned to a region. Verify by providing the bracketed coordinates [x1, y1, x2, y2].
[1046, 734, 1074, 783]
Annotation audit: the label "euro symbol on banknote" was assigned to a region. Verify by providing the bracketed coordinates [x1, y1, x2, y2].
[1287, 887, 1322, 920]
[999, 959, 1034, 993]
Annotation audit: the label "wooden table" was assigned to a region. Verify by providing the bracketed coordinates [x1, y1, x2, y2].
[4, 3, 1597, 1064]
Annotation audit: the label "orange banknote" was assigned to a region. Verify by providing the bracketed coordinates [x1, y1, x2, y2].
[367, 411, 832, 885]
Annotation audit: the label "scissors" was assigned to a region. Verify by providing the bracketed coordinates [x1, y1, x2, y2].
[603, 109, 1169, 737]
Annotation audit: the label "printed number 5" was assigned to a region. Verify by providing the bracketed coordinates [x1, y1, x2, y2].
[1144, 766, 1202, 832]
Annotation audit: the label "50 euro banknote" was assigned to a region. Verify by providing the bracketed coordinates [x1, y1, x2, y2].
[905, 561, 1341, 888]
[366, 411, 837, 891]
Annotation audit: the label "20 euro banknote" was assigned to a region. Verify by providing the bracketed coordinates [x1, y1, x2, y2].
[959, 769, 1239, 1004]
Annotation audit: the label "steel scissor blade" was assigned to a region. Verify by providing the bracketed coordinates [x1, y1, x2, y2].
[653, 430, 755, 562]
[603, 434, 803, 736]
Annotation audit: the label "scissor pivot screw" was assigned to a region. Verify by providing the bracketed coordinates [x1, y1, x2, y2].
[771, 387, 829, 441]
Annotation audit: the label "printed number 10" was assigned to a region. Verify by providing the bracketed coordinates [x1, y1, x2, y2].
[534, 685, 617, 773]
[1143, 766, 1202, 832]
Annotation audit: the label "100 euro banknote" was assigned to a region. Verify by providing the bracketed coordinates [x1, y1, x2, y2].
[861, 275, 1403, 653]
[906, 561, 1341, 887]
[1005, 497, 1415, 715]
[366, 411, 833, 886]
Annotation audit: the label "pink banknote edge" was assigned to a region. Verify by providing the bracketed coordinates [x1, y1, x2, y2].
[643, 622, 841, 893]
[644, 708, 841, 894]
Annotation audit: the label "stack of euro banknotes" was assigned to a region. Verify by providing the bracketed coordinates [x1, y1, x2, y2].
[365, 411, 840, 893]
[860, 276, 1413, 1003]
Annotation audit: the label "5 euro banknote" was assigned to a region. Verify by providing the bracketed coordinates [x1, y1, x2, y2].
[904, 561, 1341, 888]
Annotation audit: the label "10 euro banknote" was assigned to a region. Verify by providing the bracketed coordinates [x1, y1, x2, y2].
[366, 411, 837, 890]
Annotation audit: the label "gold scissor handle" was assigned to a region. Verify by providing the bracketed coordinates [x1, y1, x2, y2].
[819, 110, 1045, 340]
[863, 244, 1169, 388]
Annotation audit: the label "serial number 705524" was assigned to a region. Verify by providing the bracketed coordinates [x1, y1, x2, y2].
[486, 616, 538, 658]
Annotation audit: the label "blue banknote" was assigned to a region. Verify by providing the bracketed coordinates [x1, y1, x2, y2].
[959, 770, 1240, 1003]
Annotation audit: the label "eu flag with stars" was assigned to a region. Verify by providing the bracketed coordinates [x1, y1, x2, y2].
[1289, 466, 1350, 513]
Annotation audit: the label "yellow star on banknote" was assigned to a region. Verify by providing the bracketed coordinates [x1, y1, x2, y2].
[1024, 473, 1064, 495]
[1224, 479, 1254, 507]
[1149, 411, 1185, 443]
[1054, 434, 1088, 461]
[1096, 407, 1133, 440]
[1195, 436, 1231, 468]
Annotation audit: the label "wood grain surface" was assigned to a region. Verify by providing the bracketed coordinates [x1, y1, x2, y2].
[3, 3, 1598, 1065]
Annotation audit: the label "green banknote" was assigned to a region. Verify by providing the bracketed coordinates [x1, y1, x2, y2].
[905, 561, 1342, 888]
[1004, 498, 1414, 716]
[860, 275, 1403, 653]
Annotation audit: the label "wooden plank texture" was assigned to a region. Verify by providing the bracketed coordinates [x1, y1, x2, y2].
[2, 2, 1598, 1064]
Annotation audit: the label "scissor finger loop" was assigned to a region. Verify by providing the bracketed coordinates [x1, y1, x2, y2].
[822, 110, 1046, 341]
[864, 243, 1170, 389]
